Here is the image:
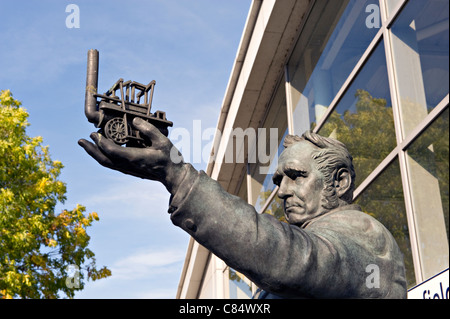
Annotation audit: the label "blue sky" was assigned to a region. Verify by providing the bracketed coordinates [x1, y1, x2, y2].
[0, 0, 251, 298]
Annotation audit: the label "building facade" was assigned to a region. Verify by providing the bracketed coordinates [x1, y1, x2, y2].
[176, 0, 449, 299]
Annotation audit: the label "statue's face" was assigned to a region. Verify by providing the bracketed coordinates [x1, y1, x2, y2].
[273, 141, 328, 226]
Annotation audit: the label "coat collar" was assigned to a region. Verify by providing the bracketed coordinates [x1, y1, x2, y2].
[300, 204, 362, 229]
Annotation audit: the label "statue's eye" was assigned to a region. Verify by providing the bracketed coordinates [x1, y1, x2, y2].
[272, 173, 282, 186]
[285, 169, 307, 181]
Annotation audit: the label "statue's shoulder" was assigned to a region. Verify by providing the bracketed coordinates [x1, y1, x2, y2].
[308, 205, 390, 240]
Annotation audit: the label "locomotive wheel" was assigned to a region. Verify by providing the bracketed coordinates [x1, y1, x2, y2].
[104, 117, 129, 145]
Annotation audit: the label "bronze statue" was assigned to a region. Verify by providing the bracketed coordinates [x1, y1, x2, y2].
[79, 50, 407, 299]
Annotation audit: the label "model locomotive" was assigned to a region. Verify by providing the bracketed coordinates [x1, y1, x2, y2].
[84, 49, 172, 146]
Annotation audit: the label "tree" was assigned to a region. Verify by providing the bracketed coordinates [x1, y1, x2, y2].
[0, 90, 111, 299]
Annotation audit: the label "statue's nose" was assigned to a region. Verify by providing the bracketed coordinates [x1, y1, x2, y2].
[277, 176, 293, 200]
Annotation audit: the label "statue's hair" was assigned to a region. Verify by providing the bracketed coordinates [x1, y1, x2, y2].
[283, 131, 356, 209]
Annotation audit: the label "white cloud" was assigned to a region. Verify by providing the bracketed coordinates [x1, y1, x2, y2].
[81, 175, 171, 219]
[74, 247, 186, 298]
[110, 248, 185, 280]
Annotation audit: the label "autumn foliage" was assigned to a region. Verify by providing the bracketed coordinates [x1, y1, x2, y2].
[0, 90, 110, 298]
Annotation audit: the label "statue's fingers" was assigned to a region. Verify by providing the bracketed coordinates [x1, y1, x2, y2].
[79, 137, 144, 178]
[90, 132, 134, 162]
[132, 117, 167, 148]
[78, 138, 115, 168]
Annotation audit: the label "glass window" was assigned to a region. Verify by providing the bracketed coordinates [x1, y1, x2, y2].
[354, 158, 416, 288]
[318, 41, 396, 188]
[405, 108, 449, 280]
[237, 172, 247, 203]
[384, 0, 403, 19]
[261, 192, 286, 223]
[248, 81, 287, 213]
[250, 131, 287, 215]
[389, 0, 449, 136]
[228, 268, 252, 299]
[287, 0, 380, 136]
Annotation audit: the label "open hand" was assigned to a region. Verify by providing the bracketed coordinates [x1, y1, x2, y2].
[78, 117, 186, 194]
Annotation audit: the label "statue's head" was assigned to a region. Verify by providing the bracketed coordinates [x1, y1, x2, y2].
[273, 131, 355, 226]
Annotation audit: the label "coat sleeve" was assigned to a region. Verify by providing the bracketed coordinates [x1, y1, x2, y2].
[168, 165, 404, 298]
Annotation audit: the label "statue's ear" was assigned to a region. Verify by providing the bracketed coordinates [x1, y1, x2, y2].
[334, 167, 352, 198]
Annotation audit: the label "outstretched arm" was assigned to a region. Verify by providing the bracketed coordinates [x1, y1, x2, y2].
[78, 119, 356, 298]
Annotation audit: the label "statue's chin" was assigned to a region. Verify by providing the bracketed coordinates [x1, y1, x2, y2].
[284, 207, 306, 226]
[285, 207, 328, 226]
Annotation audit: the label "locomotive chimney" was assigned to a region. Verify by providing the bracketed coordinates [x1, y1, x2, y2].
[85, 49, 100, 125]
